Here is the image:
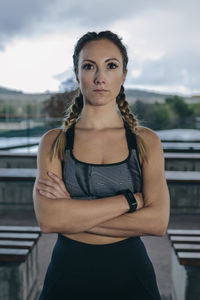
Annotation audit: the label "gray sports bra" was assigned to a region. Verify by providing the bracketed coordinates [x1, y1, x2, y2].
[62, 120, 143, 200]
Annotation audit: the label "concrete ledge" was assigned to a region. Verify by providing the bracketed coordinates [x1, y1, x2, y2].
[165, 153, 200, 171]
[168, 229, 200, 300]
[0, 168, 200, 213]
[1, 150, 200, 171]
[0, 152, 37, 168]
[0, 226, 41, 300]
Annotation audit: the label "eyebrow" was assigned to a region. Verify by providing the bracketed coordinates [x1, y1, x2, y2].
[82, 58, 120, 64]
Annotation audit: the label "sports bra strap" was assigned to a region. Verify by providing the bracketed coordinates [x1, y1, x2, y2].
[65, 123, 74, 149]
[65, 120, 137, 150]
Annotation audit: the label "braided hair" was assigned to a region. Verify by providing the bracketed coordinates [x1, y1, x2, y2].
[51, 30, 147, 162]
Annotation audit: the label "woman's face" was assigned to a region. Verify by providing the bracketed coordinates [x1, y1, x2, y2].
[76, 39, 127, 106]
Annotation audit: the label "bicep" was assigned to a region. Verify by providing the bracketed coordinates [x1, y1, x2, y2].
[33, 129, 63, 225]
[140, 129, 170, 213]
[36, 128, 63, 180]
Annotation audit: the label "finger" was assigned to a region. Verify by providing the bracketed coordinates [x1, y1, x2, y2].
[37, 182, 69, 199]
[38, 178, 54, 187]
[47, 171, 61, 183]
[37, 183, 60, 197]
[39, 190, 57, 199]
[47, 172, 70, 195]
[38, 178, 63, 195]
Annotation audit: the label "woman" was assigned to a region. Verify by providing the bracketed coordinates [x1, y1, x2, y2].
[33, 30, 170, 300]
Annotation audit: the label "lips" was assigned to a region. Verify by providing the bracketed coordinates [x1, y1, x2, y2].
[93, 89, 108, 92]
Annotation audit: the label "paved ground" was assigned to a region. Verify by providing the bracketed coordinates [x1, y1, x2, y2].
[0, 209, 200, 299]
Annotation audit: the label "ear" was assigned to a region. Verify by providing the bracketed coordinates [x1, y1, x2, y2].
[122, 69, 128, 85]
[76, 73, 80, 84]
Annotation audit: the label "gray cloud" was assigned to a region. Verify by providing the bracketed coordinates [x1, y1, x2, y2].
[126, 49, 200, 93]
[0, 0, 169, 50]
[0, 0, 200, 93]
[0, 0, 56, 50]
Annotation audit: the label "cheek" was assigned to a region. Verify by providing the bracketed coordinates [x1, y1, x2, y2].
[111, 73, 123, 89]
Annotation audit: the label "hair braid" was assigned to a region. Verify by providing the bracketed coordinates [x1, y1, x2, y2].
[117, 85, 148, 162]
[50, 90, 83, 161]
[116, 85, 138, 133]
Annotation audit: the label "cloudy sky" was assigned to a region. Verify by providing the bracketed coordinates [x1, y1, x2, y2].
[0, 0, 199, 95]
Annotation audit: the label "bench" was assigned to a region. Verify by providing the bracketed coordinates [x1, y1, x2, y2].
[1, 150, 200, 170]
[167, 229, 200, 300]
[0, 168, 37, 210]
[1, 168, 200, 214]
[162, 142, 200, 153]
[164, 153, 200, 171]
[0, 225, 41, 300]
[165, 171, 200, 214]
[0, 151, 37, 169]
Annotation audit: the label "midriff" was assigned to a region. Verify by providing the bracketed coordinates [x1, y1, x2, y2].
[61, 232, 128, 245]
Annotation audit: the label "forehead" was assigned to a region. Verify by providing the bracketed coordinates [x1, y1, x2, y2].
[79, 39, 122, 62]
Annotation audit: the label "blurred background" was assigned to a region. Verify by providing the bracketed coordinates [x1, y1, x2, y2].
[0, 1, 200, 300]
[0, 0, 200, 152]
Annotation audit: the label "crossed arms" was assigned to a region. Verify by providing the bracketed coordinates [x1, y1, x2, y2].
[33, 127, 170, 238]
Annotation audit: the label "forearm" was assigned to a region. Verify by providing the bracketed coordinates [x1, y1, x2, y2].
[34, 187, 130, 234]
[86, 204, 169, 237]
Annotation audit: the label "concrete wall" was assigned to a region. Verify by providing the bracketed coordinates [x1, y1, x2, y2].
[165, 153, 200, 171]
[168, 182, 200, 214]
[1, 151, 200, 171]
[171, 249, 200, 300]
[0, 171, 200, 214]
[0, 152, 36, 168]
[0, 180, 35, 210]
[0, 245, 39, 300]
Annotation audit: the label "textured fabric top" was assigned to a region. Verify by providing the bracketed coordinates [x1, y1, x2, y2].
[62, 120, 143, 200]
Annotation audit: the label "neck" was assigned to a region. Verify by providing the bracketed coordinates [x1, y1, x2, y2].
[76, 105, 124, 130]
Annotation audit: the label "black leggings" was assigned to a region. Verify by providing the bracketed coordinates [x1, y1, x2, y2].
[39, 234, 161, 300]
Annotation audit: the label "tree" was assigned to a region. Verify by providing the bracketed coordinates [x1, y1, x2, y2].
[43, 89, 78, 118]
[165, 96, 195, 128]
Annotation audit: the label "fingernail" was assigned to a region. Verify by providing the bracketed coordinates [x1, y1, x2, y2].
[48, 171, 52, 175]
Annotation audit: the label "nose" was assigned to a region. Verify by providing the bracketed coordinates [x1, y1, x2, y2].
[94, 69, 106, 85]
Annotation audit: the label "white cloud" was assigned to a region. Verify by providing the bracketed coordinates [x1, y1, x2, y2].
[0, 32, 76, 92]
[0, 0, 199, 94]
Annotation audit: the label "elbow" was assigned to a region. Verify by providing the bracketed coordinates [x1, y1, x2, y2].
[37, 219, 52, 234]
[40, 225, 51, 234]
[155, 220, 168, 237]
[156, 226, 167, 237]
[39, 218, 78, 234]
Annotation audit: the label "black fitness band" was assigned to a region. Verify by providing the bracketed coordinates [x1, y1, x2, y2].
[117, 189, 137, 213]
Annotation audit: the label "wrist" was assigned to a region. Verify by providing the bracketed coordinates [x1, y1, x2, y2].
[134, 193, 143, 210]
[117, 190, 137, 213]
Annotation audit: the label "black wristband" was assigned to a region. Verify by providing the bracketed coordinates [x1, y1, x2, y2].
[117, 189, 137, 213]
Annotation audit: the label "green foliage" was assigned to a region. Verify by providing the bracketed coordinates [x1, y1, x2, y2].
[0, 103, 16, 115]
[189, 102, 200, 116]
[131, 95, 196, 130]
[23, 103, 36, 115]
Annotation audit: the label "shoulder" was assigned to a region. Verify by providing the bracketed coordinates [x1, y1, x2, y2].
[38, 128, 63, 159]
[39, 128, 63, 148]
[136, 126, 164, 164]
[136, 126, 162, 148]
[37, 128, 64, 178]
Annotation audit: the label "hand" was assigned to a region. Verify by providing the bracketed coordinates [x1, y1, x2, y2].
[134, 192, 144, 210]
[36, 171, 71, 200]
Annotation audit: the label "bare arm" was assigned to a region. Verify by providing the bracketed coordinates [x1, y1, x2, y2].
[33, 129, 130, 234]
[85, 127, 170, 237]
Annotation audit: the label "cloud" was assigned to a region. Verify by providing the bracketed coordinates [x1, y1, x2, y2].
[126, 49, 200, 93]
[0, 0, 176, 50]
[0, 0, 200, 93]
[0, 0, 53, 49]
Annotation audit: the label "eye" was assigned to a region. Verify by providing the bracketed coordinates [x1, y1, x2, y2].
[108, 62, 118, 69]
[82, 63, 94, 70]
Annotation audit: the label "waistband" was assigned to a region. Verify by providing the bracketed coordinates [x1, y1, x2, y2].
[58, 233, 141, 249]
